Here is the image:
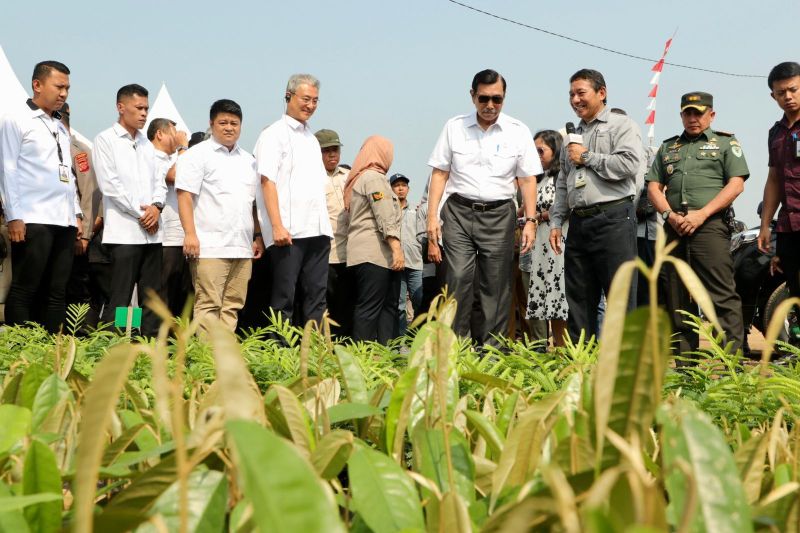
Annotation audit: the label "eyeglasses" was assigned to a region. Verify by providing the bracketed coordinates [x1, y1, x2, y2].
[290, 92, 319, 105]
[477, 95, 504, 104]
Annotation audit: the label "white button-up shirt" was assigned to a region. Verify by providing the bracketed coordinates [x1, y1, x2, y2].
[157, 151, 183, 247]
[254, 115, 333, 248]
[175, 138, 258, 259]
[93, 123, 167, 245]
[428, 112, 542, 202]
[0, 100, 81, 226]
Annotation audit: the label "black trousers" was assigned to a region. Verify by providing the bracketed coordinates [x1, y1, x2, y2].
[441, 198, 515, 348]
[161, 246, 192, 318]
[268, 236, 330, 326]
[777, 232, 800, 299]
[636, 237, 656, 307]
[660, 218, 744, 354]
[565, 202, 637, 341]
[352, 262, 401, 343]
[101, 243, 163, 337]
[7, 223, 76, 333]
[327, 262, 355, 337]
[87, 262, 112, 328]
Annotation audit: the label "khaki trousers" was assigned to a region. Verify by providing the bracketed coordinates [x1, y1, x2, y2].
[190, 258, 252, 335]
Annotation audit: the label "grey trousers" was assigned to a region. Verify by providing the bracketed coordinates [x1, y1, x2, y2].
[441, 198, 515, 347]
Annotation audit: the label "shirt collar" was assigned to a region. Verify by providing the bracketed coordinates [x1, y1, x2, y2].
[680, 127, 714, 142]
[112, 121, 144, 142]
[329, 166, 348, 177]
[26, 98, 62, 120]
[284, 114, 308, 132]
[209, 136, 241, 154]
[465, 111, 508, 131]
[579, 105, 609, 128]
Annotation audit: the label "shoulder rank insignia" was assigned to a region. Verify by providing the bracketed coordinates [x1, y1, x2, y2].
[75, 152, 90, 173]
[371, 191, 384, 202]
[662, 135, 679, 144]
[715, 130, 734, 137]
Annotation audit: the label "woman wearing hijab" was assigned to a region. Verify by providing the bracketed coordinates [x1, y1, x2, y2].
[345, 136, 404, 343]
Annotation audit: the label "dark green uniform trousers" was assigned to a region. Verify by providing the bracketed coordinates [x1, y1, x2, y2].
[660, 217, 744, 355]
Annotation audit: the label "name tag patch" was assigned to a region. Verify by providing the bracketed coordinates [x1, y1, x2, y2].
[75, 152, 90, 173]
[371, 191, 384, 202]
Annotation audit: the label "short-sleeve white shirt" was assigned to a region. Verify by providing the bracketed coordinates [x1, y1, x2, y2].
[93, 123, 166, 244]
[0, 101, 81, 226]
[175, 138, 258, 259]
[427, 112, 542, 201]
[253, 115, 333, 248]
[157, 151, 184, 247]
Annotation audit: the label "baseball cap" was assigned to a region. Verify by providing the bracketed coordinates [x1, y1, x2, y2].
[315, 129, 343, 148]
[389, 173, 409, 185]
[680, 92, 713, 112]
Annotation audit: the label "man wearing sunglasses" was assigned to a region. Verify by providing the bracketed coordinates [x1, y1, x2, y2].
[0, 60, 83, 332]
[427, 69, 542, 348]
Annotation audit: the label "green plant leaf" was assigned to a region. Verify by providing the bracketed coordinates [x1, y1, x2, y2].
[30, 373, 70, 433]
[135, 468, 227, 533]
[348, 443, 425, 533]
[594, 306, 670, 465]
[659, 400, 753, 533]
[72, 343, 141, 533]
[93, 453, 179, 532]
[411, 426, 475, 506]
[22, 439, 62, 533]
[0, 493, 63, 513]
[326, 402, 382, 424]
[384, 366, 420, 460]
[209, 325, 266, 424]
[102, 424, 145, 466]
[18, 363, 51, 410]
[460, 372, 515, 392]
[310, 429, 354, 480]
[226, 420, 344, 533]
[334, 345, 368, 404]
[0, 483, 31, 533]
[118, 409, 160, 453]
[271, 384, 315, 454]
[0, 405, 31, 454]
[734, 433, 770, 505]
[464, 410, 505, 458]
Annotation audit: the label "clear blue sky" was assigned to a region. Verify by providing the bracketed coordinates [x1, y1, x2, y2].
[2, 0, 797, 226]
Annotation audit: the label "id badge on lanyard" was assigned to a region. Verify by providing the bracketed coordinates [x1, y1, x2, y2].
[794, 133, 800, 159]
[59, 164, 70, 183]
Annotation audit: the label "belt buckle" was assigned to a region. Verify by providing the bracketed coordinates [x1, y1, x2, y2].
[472, 202, 487, 212]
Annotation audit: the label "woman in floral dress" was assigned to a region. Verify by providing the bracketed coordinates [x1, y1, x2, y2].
[526, 130, 568, 347]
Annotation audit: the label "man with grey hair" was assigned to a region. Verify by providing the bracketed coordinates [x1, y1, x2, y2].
[254, 74, 333, 326]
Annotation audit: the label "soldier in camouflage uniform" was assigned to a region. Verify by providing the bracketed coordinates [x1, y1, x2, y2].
[647, 91, 749, 355]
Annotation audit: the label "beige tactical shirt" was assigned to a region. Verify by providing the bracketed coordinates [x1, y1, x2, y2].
[346, 170, 401, 269]
[326, 166, 349, 263]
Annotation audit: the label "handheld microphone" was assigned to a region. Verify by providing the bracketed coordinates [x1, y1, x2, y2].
[565, 122, 584, 169]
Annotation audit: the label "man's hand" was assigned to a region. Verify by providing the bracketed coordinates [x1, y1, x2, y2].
[549, 228, 563, 255]
[252, 236, 264, 259]
[770, 255, 783, 277]
[145, 221, 159, 235]
[668, 213, 687, 236]
[93, 216, 103, 234]
[139, 204, 160, 231]
[520, 221, 536, 254]
[427, 219, 442, 251]
[176, 131, 189, 151]
[678, 210, 707, 236]
[427, 240, 442, 264]
[74, 238, 88, 256]
[390, 243, 405, 271]
[7, 219, 25, 242]
[758, 226, 772, 254]
[567, 143, 587, 165]
[75, 218, 84, 240]
[183, 233, 200, 259]
[272, 225, 292, 246]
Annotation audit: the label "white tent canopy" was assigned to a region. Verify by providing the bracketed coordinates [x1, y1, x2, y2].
[0, 44, 31, 116]
[143, 83, 191, 137]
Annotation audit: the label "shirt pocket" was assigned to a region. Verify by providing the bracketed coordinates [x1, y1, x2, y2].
[491, 146, 518, 176]
[593, 130, 612, 154]
[451, 137, 480, 169]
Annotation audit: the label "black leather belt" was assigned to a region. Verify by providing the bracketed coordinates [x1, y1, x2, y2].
[449, 193, 512, 212]
[572, 196, 633, 218]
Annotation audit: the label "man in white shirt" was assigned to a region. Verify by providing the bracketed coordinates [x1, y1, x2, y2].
[0, 60, 83, 332]
[427, 69, 542, 348]
[255, 74, 333, 326]
[147, 118, 191, 318]
[93, 84, 166, 336]
[176, 99, 263, 334]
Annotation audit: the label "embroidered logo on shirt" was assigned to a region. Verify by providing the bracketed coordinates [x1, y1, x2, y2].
[75, 152, 90, 173]
[371, 192, 384, 202]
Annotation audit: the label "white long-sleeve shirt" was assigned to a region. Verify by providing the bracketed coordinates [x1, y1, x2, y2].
[93, 122, 166, 244]
[0, 99, 81, 226]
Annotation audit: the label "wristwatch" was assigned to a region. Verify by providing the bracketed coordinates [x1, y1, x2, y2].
[152, 202, 164, 212]
[524, 216, 538, 224]
[580, 150, 590, 163]
[661, 209, 672, 222]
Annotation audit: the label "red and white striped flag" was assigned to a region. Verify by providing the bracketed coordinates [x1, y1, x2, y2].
[646, 35, 675, 147]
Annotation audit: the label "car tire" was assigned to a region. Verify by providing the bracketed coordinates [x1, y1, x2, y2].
[763, 282, 791, 343]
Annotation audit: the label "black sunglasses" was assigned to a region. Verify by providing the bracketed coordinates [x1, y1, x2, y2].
[477, 95, 504, 104]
